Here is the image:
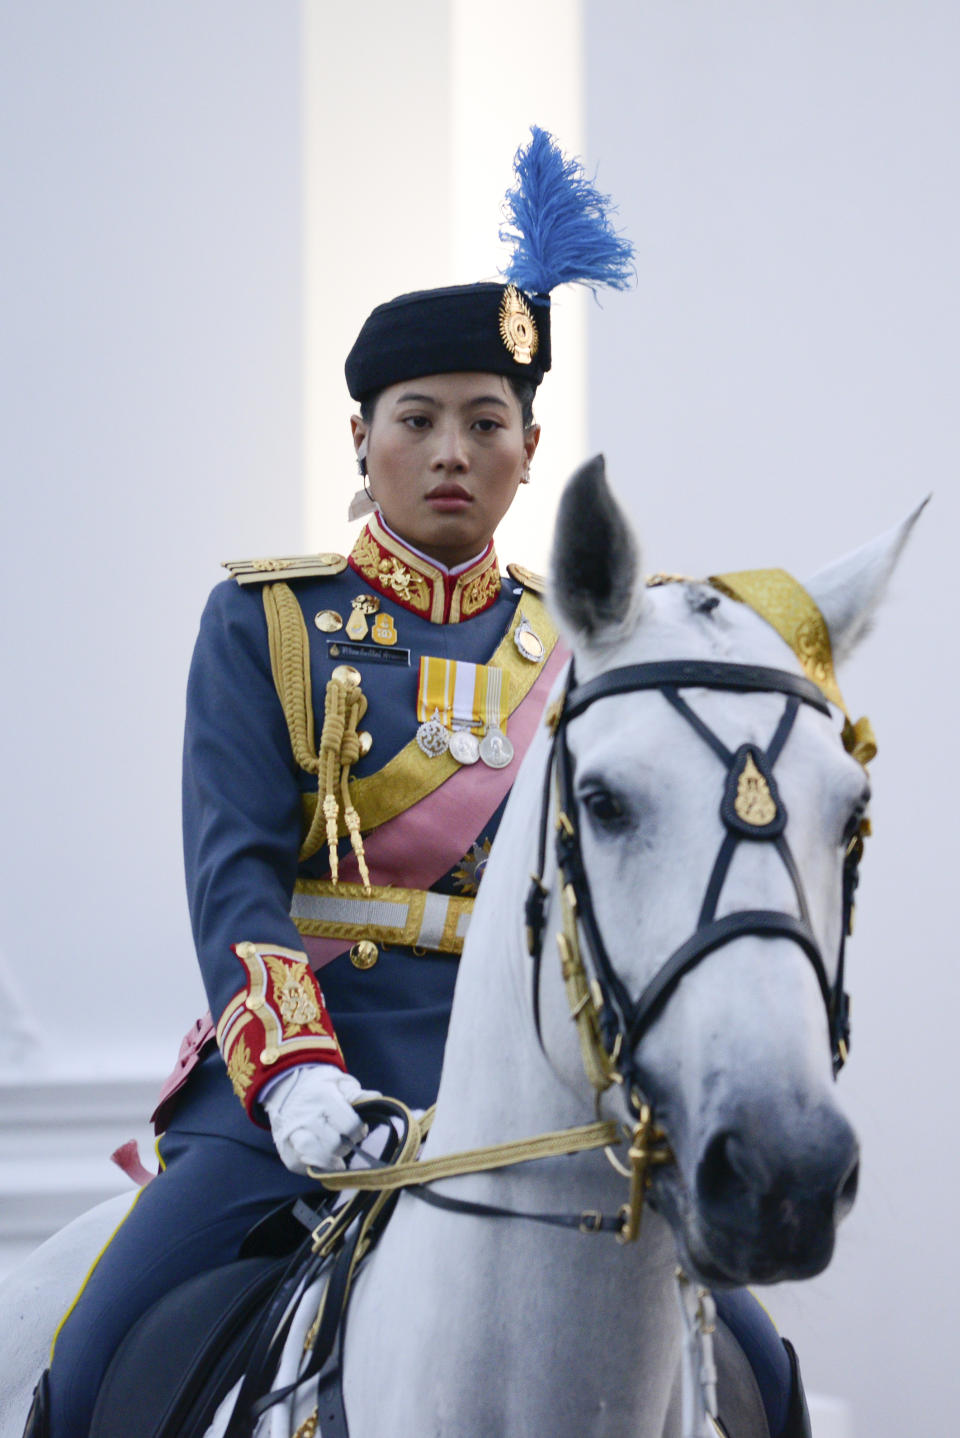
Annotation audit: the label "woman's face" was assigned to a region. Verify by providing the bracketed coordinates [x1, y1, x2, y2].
[351, 372, 539, 569]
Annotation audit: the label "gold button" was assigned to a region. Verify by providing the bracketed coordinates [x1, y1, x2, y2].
[245, 995, 265, 1011]
[357, 730, 373, 757]
[314, 609, 343, 633]
[332, 664, 362, 687]
[261, 1046, 280, 1065]
[350, 941, 379, 970]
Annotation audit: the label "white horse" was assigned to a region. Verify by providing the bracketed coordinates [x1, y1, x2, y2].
[1, 458, 919, 1438]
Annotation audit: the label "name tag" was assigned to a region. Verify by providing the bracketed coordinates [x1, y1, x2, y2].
[327, 641, 411, 668]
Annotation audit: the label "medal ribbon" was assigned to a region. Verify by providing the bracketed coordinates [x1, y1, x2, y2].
[417, 658, 509, 737]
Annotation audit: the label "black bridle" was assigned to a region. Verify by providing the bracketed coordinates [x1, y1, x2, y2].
[526, 659, 861, 1101]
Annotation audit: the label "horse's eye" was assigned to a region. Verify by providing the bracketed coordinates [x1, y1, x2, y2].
[582, 787, 627, 829]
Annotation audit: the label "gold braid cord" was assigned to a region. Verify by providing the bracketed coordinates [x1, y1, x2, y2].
[316, 676, 370, 887]
[262, 582, 371, 883]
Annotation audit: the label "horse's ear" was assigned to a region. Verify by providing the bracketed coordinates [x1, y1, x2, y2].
[804, 499, 928, 665]
[548, 454, 645, 648]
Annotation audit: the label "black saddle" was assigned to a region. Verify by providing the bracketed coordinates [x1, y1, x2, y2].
[88, 1100, 412, 1438]
[88, 1252, 291, 1438]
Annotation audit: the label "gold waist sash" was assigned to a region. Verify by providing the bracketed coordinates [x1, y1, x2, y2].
[291, 880, 473, 955]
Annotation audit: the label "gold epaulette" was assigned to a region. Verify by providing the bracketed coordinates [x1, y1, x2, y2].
[222, 553, 348, 586]
[507, 563, 547, 595]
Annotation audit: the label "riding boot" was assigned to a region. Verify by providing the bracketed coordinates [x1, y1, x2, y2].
[21, 1370, 51, 1438]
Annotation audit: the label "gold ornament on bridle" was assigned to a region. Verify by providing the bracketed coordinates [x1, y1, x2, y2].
[734, 753, 778, 827]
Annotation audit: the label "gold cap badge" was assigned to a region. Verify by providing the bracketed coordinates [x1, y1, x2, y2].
[499, 284, 539, 365]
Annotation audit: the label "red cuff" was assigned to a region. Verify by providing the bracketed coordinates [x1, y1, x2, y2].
[217, 942, 346, 1121]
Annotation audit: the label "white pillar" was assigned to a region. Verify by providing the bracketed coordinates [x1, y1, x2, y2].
[303, 0, 585, 574]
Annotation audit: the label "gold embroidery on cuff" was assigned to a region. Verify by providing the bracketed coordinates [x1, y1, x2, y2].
[225, 1024, 256, 1100]
[263, 953, 323, 1030]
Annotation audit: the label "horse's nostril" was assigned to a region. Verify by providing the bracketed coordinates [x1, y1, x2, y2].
[838, 1156, 859, 1212]
[697, 1129, 764, 1209]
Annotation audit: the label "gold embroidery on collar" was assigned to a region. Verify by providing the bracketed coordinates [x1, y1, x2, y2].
[350, 527, 432, 616]
[458, 564, 502, 620]
[350, 516, 500, 625]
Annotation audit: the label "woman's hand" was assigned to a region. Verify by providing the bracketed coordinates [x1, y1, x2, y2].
[261, 1064, 378, 1175]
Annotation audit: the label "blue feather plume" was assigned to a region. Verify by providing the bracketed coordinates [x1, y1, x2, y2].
[500, 126, 635, 296]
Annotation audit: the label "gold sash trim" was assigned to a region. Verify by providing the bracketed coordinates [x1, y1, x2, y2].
[300, 590, 558, 838]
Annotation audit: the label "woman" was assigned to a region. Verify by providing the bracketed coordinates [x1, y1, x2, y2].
[33, 130, 805, 1437]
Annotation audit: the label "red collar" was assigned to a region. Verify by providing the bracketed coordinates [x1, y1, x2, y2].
[348, 514, 501, 624]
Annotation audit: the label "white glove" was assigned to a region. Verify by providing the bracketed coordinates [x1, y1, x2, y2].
[261, 1064, 378, 1175]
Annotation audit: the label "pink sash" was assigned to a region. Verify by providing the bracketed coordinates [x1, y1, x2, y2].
[302, 639, 567, 968]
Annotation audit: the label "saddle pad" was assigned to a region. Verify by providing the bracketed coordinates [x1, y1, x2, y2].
[713, 1315, 772, 1438]
[89, 1255, 287, 1438]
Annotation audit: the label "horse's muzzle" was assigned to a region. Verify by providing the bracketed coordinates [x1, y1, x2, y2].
[682, 1103, 860, 1285]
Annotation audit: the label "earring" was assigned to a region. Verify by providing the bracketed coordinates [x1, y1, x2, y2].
[348, 440, 378, 520]
[520, 465, 531, 485]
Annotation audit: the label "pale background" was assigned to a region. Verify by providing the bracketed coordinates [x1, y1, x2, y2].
[1, 3, 956, 1435]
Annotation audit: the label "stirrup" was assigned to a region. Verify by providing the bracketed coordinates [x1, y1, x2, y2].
[22, 1370, 51, 1438]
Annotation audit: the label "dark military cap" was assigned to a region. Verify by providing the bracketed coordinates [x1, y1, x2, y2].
[344, 281, 552, 402]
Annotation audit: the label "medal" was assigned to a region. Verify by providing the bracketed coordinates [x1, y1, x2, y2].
[479, 724, 514, 769]
[314, 610, 343, 633]
[449, 729, 480, 765]
[416, 656, 512, 765]
[514, 612, 545, 663]
[346, 594, 380, 642]
[416, 708, 450, 758]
